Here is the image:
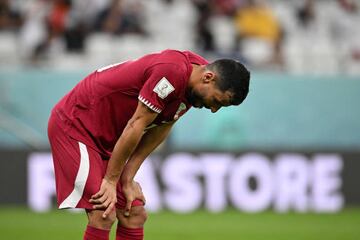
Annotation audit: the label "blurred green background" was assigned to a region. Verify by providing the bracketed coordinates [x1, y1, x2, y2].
[1, 208, 360, 240]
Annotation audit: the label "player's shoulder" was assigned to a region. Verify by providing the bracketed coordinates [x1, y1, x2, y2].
[152, 49, 208, 73]
[161, 48, 206, 59]
[154, 49, 188, 64]
[180, 50, 209, 65]
[147, 50, 188, 74]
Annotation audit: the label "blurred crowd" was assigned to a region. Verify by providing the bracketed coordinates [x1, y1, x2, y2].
[193, 0, 360, 72]
[0, 0, 147, 60]
[0, 0, 359, 74]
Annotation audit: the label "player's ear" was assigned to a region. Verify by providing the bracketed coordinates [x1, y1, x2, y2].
[203, 71, 215, 84]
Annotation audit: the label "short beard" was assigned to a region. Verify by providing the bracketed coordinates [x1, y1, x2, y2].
[186, 89, 203, 107]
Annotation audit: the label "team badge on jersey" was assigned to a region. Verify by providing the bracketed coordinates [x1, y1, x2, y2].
[153, 77, 175, 99]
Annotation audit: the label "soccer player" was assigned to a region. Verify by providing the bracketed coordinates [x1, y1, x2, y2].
[47, 49, 250, 240]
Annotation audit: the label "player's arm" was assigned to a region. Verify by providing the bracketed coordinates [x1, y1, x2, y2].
[90, 101, 158, 217]
[121, 120, 175, 184]
[120, 120, 175, 214]
[105, 102, 158, 183]
[104, 103, 159, 184]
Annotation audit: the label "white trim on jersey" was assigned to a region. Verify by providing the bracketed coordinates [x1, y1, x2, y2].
[59, 142, 90, 209]
[138, 95, 162, 113]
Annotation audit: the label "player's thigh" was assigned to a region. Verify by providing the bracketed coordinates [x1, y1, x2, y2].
[48, 116, 108, 209]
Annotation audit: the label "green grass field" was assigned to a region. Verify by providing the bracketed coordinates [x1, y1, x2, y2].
[1, 207, 359, 240]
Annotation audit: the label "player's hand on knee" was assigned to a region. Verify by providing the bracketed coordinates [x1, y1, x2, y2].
[90, 178, 117, 218]
[122, 181, 146, 217]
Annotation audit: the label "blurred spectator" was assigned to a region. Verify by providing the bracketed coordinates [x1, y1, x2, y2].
[233, 0, 284, 68]
[192, 0, 238, 53]
[95, 0, 147, 36]
[192, 0, 216, 52]
[35, 0, 71, 59]
[329, 0, 360, 68]
[18, 0, 52, 62]
[294, 0, 323, 37]
[297, 0, 315, 29]
[68, 0, 109, 31]
[0, 0, 22, 31]
[62, 0, 108, 52]
[63, 0, 107, 53]
[285, 0, 327, 74]
[47, 0, 71, 37]
[63, 16, 87, 53]
[213, 0, 238, 16]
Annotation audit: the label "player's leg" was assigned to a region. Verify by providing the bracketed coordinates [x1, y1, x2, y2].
[84, 209, 116, 240]
[48, 114, 116, 240]
[115, 207, 147, 240]
[115, 185, 147, 240]
[81, 145, 117, 240]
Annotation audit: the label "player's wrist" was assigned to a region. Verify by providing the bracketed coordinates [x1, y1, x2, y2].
[120, 174, 134, 186]
[104, 174, 118, 186]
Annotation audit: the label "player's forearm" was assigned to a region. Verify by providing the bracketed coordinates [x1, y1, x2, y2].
[121, 123, 173, 184]
[105, 121, 146, 184]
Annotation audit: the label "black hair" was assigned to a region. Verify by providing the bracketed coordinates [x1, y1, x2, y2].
[206, 59, 250, 105]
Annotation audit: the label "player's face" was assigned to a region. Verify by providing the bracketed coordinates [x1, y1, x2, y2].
[187, 76, 233, 113]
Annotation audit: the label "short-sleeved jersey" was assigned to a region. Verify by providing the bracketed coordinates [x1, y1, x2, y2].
[52, 49, 208, 158]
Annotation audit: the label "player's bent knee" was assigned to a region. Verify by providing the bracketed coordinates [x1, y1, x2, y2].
[117, 206, 148, 228]
[86, 209, 117, 230]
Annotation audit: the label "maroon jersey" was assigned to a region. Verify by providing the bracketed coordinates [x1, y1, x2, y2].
[52, 49, 208, 158]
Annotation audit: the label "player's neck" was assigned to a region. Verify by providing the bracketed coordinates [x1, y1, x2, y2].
[188, 64, 205, 89]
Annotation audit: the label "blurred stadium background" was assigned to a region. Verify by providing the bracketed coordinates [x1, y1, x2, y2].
[1, 0, 360, 239]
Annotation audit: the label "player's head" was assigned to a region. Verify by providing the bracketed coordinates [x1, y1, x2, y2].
[187, 59, 250, 113]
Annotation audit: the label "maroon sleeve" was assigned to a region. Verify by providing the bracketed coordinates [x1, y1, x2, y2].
[139, 63, 186, 113]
